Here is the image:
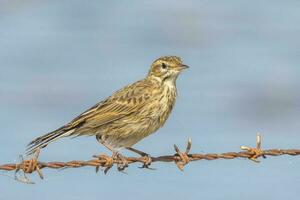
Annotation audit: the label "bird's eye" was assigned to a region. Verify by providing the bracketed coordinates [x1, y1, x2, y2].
[161, 63, 167, 69]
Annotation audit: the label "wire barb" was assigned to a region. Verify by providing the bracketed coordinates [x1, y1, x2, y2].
[173, 138, 192, 171]
[0, 135, 299, 184]
[240, 134, 266, 162]
[14, 148, 43, 183]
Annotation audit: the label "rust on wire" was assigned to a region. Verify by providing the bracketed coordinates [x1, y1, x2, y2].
[0, 135, 300, 184]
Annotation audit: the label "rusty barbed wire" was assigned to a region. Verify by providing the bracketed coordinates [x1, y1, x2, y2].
[0, 135, 299, 184]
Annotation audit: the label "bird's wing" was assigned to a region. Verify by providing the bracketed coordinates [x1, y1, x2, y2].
[64, 79, 154, 132]
[26, 79, 155, 154]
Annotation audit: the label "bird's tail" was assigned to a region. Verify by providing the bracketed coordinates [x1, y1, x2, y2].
[26, 127, 75, 155]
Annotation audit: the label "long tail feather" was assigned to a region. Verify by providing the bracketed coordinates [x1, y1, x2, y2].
[26, 127, 75, 155]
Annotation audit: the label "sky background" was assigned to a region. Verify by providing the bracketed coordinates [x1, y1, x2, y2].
[0, 0, 300, 199]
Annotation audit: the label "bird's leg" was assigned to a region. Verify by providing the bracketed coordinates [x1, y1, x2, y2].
[126, 147, 154, 169]
[126, 147, 149, 156]
[101, 142, 128, 172]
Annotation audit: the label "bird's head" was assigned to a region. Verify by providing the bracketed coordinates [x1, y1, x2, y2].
[147, 56, 188, 83]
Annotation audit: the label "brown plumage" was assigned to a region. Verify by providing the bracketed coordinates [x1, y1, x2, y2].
[27, 56, 188, 155]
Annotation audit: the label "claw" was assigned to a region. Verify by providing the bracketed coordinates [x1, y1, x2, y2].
[113, 152, 128, 172]
[93, 154, 114, 174]
[138, 155, 155, 170]
[126, 147, 154, 169]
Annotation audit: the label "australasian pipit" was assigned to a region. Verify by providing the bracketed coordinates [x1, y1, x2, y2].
[27, 56, 188, 164]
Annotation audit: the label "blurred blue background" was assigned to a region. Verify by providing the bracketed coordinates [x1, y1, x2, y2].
[0, 0, 300, 199]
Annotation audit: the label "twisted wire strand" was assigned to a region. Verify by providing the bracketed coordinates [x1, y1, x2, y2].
[0, 135, 299, 183]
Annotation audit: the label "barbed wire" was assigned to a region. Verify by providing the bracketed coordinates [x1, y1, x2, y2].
[1, 135, 299, 184]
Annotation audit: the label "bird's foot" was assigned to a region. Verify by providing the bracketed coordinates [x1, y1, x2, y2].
[99, 142, 129, 173]
[112, 151, 129, 172]
[126, 147, 154, 170]
[94, 151, 128, 174]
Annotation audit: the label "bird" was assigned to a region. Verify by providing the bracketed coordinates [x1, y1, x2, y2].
[27, 56, 188, 163]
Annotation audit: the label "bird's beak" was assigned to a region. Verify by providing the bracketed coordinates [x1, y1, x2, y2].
[179, 64, 189, 70]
